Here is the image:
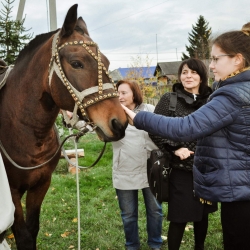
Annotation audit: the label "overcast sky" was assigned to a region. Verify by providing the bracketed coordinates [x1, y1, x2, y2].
[10, 0, 250, 71]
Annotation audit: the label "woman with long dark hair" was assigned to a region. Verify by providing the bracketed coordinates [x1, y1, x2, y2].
[150, 58, 217, 250]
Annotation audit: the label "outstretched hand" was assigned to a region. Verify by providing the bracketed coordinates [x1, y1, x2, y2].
[121, 104, 136, 125]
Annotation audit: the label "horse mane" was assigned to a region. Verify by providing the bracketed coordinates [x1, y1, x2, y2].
[15, 29, 59, 65]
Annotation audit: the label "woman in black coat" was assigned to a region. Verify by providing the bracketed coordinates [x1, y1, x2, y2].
[150, 58, 217, 250]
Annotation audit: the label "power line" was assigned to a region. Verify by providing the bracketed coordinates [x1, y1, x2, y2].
[103, 52, 184, 54]
[90, 0, 169, 31]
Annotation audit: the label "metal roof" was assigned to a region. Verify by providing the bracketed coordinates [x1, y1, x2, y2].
[109, 69, 123, 81]
[110, 66, 156, 81]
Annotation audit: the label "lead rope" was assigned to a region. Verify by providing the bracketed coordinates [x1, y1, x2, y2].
[74, 138, 81, 250]
[68, 128, 81, 250]
[66, 127, 106, 250]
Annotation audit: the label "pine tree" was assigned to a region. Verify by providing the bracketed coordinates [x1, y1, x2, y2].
[182, 15, 211, 60]
[0, 0, 33, 64]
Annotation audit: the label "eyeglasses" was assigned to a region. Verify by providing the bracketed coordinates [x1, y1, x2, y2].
[209, 54, 233, 64]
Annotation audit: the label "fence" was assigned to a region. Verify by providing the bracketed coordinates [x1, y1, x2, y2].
[146, 98, 159, 106]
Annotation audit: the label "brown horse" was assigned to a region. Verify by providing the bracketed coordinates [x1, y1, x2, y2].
[0, 4, 127, 250]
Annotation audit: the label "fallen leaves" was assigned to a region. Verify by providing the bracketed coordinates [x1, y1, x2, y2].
[161, 235, 167, 241]
[7, 233, 14, 239]
[61, 231, 70, 238]
[185, 224, 194, 231]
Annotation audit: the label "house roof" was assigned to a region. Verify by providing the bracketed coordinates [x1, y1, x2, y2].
[109, 69, 123, 81]
[154, 59, 212, 78]
[154, 61, 182, 77]
[110, 66, 156, 81]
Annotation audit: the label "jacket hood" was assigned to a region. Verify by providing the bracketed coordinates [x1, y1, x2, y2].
[172, 82, 212, 108]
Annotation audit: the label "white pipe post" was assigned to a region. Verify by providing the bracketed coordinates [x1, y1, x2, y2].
[49, 0, 57, 31]
[16, 0, 26, 21]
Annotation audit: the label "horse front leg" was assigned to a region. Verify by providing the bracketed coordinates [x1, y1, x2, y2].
[11, 189, 34, 250]
[25, 178, 51, 250]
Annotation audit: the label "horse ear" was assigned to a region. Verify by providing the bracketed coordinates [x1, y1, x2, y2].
[76, 17, 90, 36]
[60, 4, 78, 37]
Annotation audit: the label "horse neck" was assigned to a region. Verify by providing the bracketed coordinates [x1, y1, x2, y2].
[1, 38, 59, 138]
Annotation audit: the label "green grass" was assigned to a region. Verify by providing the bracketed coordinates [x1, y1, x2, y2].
[6, 132, 223, 250]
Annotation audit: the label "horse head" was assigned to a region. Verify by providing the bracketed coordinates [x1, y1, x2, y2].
[49, 4, 127, 142]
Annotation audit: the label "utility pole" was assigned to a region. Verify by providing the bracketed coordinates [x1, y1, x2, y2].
[156, 34, 158, 64]
[16, 0, 57, 31]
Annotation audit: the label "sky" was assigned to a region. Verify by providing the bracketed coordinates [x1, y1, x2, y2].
[10, 0, 250, 71]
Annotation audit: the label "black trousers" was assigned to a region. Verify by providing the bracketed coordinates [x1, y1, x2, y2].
[221, 201, 250, 250]
[168, 213, 208, 250]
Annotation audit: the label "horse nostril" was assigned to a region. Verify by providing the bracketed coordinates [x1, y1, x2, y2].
[112, 118, 122, 130]
[111, 118, 125, 137]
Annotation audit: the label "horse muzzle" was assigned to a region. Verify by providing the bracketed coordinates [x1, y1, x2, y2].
[95, 118, 127, 142]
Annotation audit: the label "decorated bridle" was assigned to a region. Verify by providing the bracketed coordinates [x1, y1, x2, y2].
[48, 30, 118, 125]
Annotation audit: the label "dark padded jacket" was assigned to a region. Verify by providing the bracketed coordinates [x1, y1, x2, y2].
[149, 83, 212, 171]
[134, 70, 250, 202]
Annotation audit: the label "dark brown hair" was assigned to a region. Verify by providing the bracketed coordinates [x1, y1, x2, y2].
[116, 79, 143, 106]
[178, 58, 208, 95]
[212, 22, 250, 68]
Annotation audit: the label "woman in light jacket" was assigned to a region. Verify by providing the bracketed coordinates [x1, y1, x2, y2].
[0, 153, 15, 250]
[112, 80, 162, 250]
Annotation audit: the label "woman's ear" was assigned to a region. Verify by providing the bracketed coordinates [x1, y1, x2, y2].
[234, 53, 245, 67]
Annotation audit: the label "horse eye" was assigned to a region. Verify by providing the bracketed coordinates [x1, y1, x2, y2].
[71, 61, 83, 69]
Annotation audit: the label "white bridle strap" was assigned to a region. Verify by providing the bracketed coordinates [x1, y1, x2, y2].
[0, 65, 14, 90]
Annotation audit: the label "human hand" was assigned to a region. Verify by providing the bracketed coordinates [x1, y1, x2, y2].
[174, 148, 194, 160]
[66, 110, 73, 119]
[121, 104, 136, 125]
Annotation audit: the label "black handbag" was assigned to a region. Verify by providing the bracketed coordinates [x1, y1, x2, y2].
[147, 149, 171, 203]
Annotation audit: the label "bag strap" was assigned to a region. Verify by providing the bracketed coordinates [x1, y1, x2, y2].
[169, 92, 177, 112]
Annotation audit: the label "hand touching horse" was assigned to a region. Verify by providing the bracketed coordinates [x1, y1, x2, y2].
[0, 4, 127, 250]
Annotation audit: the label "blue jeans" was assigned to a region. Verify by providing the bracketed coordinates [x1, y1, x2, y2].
[116, 188, 163, 250]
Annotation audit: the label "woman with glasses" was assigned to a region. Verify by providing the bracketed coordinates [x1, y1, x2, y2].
[122, 22, 250, 250]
